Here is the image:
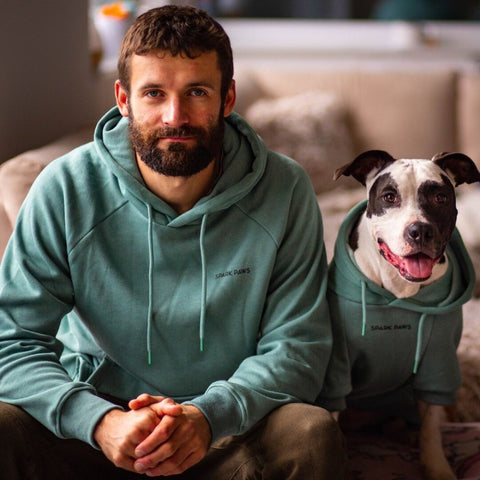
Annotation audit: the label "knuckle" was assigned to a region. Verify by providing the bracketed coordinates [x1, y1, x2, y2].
[160, 459, 185, 475]
[110, 452, 125, 468]
[161, 442, 176, 458]
[183, 421, 195, 436]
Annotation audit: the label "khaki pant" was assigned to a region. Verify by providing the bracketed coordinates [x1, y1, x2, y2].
[0, 401, 346, 479]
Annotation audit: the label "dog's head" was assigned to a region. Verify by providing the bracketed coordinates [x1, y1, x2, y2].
[334, 150, 480, 284]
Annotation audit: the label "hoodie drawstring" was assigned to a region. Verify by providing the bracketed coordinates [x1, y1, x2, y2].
[146, 204, 154, 365]
[361, 281, 367, 336]
[199, 214, 208, 352]
[144, 208, 208, 364]
[413, 313, 427, 374]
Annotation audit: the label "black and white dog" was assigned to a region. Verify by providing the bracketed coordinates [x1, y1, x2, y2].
[328, 150, 480, 480]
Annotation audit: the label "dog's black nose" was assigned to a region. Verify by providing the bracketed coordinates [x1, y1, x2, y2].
[406, 222, 434, 244]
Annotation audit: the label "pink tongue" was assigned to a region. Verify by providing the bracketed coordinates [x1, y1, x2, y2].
[401, 255, 435, 279]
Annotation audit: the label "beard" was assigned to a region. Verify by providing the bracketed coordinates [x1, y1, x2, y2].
[128, 111, 225, 177]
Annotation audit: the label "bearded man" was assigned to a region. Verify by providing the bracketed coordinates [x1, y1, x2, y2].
[0, 5, 345, 479]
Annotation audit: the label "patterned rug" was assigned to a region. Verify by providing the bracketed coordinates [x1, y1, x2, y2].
[347, 423, 480, 479]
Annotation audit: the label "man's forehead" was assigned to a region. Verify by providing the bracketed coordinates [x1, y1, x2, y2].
[129, 50, 222, 87]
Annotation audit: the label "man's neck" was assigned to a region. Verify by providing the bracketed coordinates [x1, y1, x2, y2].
[137, 156, 221, 214]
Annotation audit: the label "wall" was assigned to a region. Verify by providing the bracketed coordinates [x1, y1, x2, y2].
[221, 19, 480, 72]
[0, 1, 94, 163]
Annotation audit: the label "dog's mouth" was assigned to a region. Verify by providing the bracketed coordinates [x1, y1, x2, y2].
[378, 240, 441, 282]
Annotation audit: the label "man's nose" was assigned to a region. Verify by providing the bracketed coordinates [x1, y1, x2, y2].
[162, 97, 189, 126]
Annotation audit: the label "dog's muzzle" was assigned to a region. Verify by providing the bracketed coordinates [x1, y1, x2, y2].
[378, 239, 442, 282]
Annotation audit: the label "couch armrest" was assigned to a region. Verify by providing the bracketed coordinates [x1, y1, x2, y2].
[0, 127, 94, 262]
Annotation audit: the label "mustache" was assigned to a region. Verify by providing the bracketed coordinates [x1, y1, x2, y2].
[154, 126, 205, 138]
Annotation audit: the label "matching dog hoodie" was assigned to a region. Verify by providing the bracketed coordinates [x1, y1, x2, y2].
[318, 201, 475, 415]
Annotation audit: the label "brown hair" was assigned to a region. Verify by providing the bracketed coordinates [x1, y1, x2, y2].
[118, 5, 234, 101]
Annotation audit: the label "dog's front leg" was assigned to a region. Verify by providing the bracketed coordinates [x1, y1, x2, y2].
[418, 400, 456, 480]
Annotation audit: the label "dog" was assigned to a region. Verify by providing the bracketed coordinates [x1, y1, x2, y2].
[325, 150, 480, 480]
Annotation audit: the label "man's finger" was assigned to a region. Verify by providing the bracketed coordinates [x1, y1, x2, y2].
[142, 447, 205, 477]
[148, 398, 183, 417]
[128, 394, 165, 410]
[134, 413, 180, 457]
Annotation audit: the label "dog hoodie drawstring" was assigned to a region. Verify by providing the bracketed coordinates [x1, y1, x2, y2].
[146, 204, 154, 366]
[413, 313, 427, 374]
[361, 281, 367, 336]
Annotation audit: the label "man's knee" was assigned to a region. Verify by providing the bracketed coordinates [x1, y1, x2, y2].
[0, 402, 30, 445]
[261, 403, 347, 479]
[266, 403, 341, 442]
[0, 402, 40, 478]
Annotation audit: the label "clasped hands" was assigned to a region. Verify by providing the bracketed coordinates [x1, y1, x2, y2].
[94, 394, 211, 477]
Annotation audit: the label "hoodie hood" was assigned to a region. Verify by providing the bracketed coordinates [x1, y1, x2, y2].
[94, 107, 267, 227]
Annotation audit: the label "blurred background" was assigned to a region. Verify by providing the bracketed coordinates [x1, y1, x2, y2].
[1, 0, 479, 163]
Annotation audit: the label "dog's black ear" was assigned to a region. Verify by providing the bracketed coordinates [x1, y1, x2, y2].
[432, 152, 480, 186]
[333, 150, 395, 186]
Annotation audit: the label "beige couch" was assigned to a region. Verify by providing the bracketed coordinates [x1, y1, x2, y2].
[1, 68, 480, 421]
[234, 68, 480, 189]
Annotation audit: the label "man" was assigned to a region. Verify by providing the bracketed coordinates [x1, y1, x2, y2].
[0, 6, 345, 479]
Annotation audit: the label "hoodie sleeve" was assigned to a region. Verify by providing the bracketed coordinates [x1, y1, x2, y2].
[0, 159, 119, 447]
[188, 159, 334, 441]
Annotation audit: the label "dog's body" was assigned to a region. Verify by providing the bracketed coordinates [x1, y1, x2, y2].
[326, 151, 480, 480]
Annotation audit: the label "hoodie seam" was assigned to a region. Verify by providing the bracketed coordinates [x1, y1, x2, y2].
[68, 200, 129, 256]
[234, 203, 280, 249]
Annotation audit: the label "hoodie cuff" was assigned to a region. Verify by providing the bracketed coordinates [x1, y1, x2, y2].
[185, 385, 244, 443]
[58, 389, 123, 448]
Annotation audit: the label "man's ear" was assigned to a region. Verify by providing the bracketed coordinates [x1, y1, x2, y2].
[223, 79, 236, 117]
[115, 80, 129, 117]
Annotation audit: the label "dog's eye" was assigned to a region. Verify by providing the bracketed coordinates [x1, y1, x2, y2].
[382, 192, 397, 203]
[435, 193, 448, 204]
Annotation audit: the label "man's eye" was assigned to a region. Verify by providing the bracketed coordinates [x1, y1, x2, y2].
[190, 88, 207, 97]
[146, 90, 161, 98]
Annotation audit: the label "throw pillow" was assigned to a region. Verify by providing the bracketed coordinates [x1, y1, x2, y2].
[245, 90, 355, 193]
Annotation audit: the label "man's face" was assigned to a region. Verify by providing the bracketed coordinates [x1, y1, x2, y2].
[116, 50, 235, 177]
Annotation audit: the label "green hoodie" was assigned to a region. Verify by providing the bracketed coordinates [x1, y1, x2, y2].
[0, 108, 331, 448]
[318, 201, 475, 413]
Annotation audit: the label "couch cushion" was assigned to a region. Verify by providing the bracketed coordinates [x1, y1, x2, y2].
[249, 70, 457, 159]
[245, 90, 355, 193]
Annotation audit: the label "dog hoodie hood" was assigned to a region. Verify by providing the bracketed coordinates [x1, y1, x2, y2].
[320, 201, 475, 411]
